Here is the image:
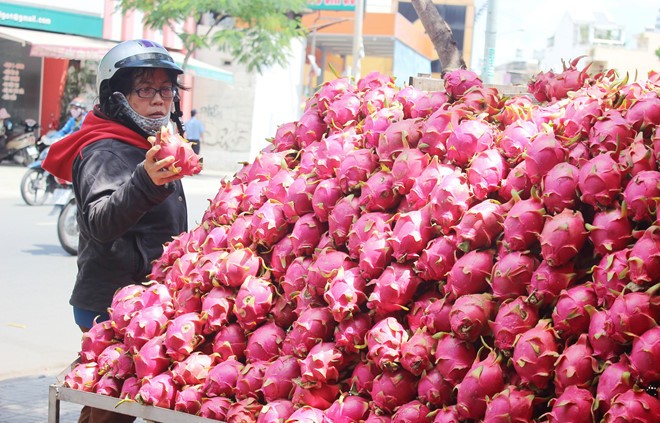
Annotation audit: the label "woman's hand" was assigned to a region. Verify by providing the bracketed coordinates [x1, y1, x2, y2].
[144, 145, 185, 186]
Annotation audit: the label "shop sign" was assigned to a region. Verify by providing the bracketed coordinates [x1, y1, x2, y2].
[0, 2, 102, 37]
[308, 0, 357, 11]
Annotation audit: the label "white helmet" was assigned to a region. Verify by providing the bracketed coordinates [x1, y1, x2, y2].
[96, 39, 183, 95]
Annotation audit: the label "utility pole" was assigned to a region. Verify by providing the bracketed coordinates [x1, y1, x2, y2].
[351, 0, 365, 79]
[482, 0, 497, 83]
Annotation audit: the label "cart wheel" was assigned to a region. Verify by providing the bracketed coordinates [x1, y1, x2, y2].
[58, 200, 79, 256]
[20, 168, 48, 205]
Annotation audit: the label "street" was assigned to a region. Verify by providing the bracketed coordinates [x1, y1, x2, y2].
[0, 162, 229, 381]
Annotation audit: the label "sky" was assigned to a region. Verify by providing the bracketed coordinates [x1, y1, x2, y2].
[470, 0, 659, 70]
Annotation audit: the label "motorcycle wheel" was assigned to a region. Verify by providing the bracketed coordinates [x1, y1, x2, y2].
[15, 148, 36, 166]
[58, 200, 79, 256]
[20, 168, 48, 206]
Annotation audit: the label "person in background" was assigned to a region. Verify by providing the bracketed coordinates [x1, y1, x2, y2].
[43, 39, 190, 423]
[54, 97, 88, 138]
[184, 108, 204, 154]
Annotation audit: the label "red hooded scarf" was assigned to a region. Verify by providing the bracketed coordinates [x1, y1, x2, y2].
[43, 111, 152, 182]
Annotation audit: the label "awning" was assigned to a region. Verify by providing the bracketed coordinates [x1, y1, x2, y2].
[0, 25, 234, 83]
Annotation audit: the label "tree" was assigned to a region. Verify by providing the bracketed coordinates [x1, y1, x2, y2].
[118, 0, 309, 73]
[410, 0, 466, 72]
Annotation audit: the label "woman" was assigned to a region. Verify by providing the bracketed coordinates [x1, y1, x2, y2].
[54, 97, 88, 138]
[43, 39, 190, 423]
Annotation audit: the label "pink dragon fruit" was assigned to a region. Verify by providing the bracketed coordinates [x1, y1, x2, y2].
[418, 108, 458, 159]
[119, 376, 140, 400]
[324, 91, 362, 129]
[359, 169, 401, 212]
[306, 248, 355, 295]
[245, 322, 285, 362]
[172, 284, 202, 316]
[283, 174, 317, 221]
[539, 209, 587, 267]
[553, 334, 598, 395]
[240, 178, 268, 213]
[498, 160, 532, 201]
[359, 232, 394, 280]
[592, 249, 631, 307]
[391, 148, 430, 195]
[94, 375, 122, 397]
[312, 178, 343, 222]
[204, 357, 244, 398]
[152, 126, 202, 176]
[137, 371, 178, 409]
[213, 247, 262, 289]
[347, 212, 393, 259]
[567, 141, 591, 167]
[360, 84, 398, 117]
[541, 162, 580, 214]
[334, 313, 372, 354]
[629, 326, 660, 384]
[528, 260, 577, 306]
[108, 284, 146, 336]
[444, 250, 494, 300]
[123, 305, 169, 353]
[370, 369, 418, 414]
[281, 256, 312, 298]
[225, 397, 263, 422]
[251, 199, 289, 247]
[366, 317, 408, 371]
[490, 251, 539, 300]
[133, 334, 169, 379]
[314, 77, 355, 115]
[226, 214, 254, 250]
[201, 286, 235, 335]
[588, 108, 635, 156]
[174, 384, 204, 414]
[233, 276, 275, 331]
[449, 293, 496, 342]
[140, 282, 174, 316]
[337, 148, 379, 193]
[491, 296, 539, 351]
[349, 359, 380, 396]
[272, 121, 298, 151]
[205, 181, 243, 226]
[503, 194, 545, 251]
[289, 213, 325, 256]
[444, 68, 483, 99]
[97, 342, 134, 378]
[235, 360, 269, 400]
[286, 405, 328, 422]
[389, 206, 435, 262]
[596, 357, 635, 413]
[453, 199, 504, 252]
[551, 284, 598, 339]
[588, 309, 624, 361]
[545, 385, 595, 423]
[603, 389, 660, 422]
[624, 90, 660, 132]
[578, 153, 623, 208]
[496, 95, 533, 127]
[164, 312, 204, 362]
[415, 235, 457, 281]
[434, 332, 477, 386]
[295, 109, 327, 148]
[300, 342, 347, 386]
[405, 158, 457, 210]
[315, 129, 361, 179]
[523, 132, 568, 185]
[622, 170, 660, 222]
[467, 148, 509, 200]
[446, 117, 495, 165]
[326, 394, 370, 422]
[212, 323, 247, 361]
[587, 206, 634, 257]
[64, 362, 99, 392]
[609, 291, 660, 344]
[358, 70, 395, 92]
[281, 307, 335, 358]
[455, 350, 505, 420]
[428, 170, 472, 233]
[392, 400, 432, 423]
[327, 194, 361, 247]
[363, 105, 404, 148]
[80, 320, 117, 363]
[247, 150, 289, 182]
[528, 57, 591, 101]
[367, 263, 422, 316]
[324, 267, 368, 322]
[400, 327, 436, 376]
[199, 396, 233, 420]
[419, 296, 453, 334]
[256, 399, 295, 422]
[292, 381, 341, 410]
[171, 351, 215, 386]
[497, 119, 537, 162]
[417, 367, 453, 408]
[261, 355, 301, 401]
[512, 320, 559, 390]
[628, 225, 660, 285]
[483, 386, 535, 423]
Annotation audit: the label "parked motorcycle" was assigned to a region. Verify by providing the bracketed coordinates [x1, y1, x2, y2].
[20, 133, 67, 205]
[52, 184, 78, 256]
[0, 108, 39, 166]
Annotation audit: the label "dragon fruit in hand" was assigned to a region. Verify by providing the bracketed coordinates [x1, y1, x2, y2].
[153, 126, 203, 176]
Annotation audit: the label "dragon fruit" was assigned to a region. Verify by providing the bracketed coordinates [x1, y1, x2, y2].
[324, 91, 362, 129]
[512, 320, 559, 390]
[483, 386, 535, 423]
[545, 385, 595, 423]
[108, 284, 146, 336]
[629, 326, 660, 384]
[199, 396, 233, 420]
[281, 307, 335, 358]
[137, 371, 178, 409]
[587, 206, 633, 257]
[453, 199, 504, 252]
[524, 132, 568, 185]
[349, 359, 380, 396]
[419, 296, 453, 335]
[244, 322, 285, 363]
[327, 194, 361, 247]
[133, 334, 169, 379]
[212, 322, 247, 361]
[528, 57, 590, 101]
[609, 291, 660, 344]
[174, 384, 204, 414]
[370, 369, 418, 414]
[596, 357, 635, 413]
[300, 342, 347, 386]
[528, 260, 577, 306]
[428, 170, 471, 232]
[334, 313, 371, 354]
[337, 148, 379, 193]
[306, 249, 355, 295]
[400, 327, 436, 376]
[415, 235, 457, 281]
[286, 405, 328, 422]
[164, 312, 204, 362]
[261, 355, 301, 401]
[123, 305, 169, 353]
[93, 374, 120, 397]
[490, 251, 539, 300]
[491, 297, 539, 351]
[578, 153, 623, 208]
[326, 394, 370, 422]
[444, 250, 494, 300]
[553, 334, 598, 395]
[363, 105, 404, 148]
[312, 178, 343, 222]
[366, 317, 408, 371]
[497, 119, 537, 161]
[467, 148, 509, 200]
[628, 225, 660, 285]
[256, 399, 295, 422]
[359, 169, 401, 212]
[389, 206, 435, 262]
[434, 332, 477, 386]
[445, 117, 494, 166]
[417, 367, 453, 408]
[405, 158, 457, 209]
[622, 170, 660, 222]
[551, 284, 597, 339]
[391, 400, 431, 423]
[539, 208, 587, 267]
[444, 68, 483, 99]
[250, 199, 289, 247]
[449, 293, 496, 342]
[603, 389, 660, 422]
[502, 194, 545, 251]
[358, 232, 394, 280]
[233, 276, 274, 331]
[96, 343, 134, 378]
[204, 357, 244, 398]
[80, 320, 117, 363]
[235, 360, 268, 400]
[455, 350, 505, 420]
[391, 148, 431, 195]
[324, 267, 368, 322]
[64, 362, 99, 392]
[592, 249, 632, 307]
[541, 162, 580, 214]
[367, 263, 423, 316]
[152, 125, 203, 176]
[588, 309, 624, 361]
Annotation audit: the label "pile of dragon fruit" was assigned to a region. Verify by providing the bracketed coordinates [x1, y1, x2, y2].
[64, 58, 660, 422]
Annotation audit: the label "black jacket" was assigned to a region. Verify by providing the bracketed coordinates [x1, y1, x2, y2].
[70, 139, 187, 313]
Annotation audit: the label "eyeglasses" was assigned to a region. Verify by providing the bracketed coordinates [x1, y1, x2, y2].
[133, 86, 177, 99]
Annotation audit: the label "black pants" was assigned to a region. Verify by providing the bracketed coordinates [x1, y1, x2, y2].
[189, 139, 200, 154]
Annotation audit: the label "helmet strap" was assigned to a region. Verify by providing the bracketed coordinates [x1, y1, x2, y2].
[171, 94, 185, 135]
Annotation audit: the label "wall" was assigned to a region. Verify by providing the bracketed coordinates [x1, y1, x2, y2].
[392, 39, 432, 87]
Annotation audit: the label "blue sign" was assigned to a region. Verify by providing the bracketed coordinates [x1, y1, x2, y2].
[0, 2, 103, 37]
[308, 0, 357, 11]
